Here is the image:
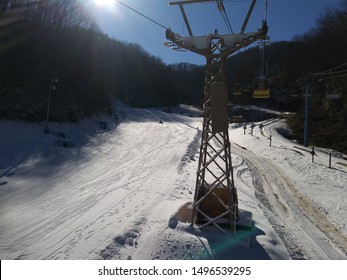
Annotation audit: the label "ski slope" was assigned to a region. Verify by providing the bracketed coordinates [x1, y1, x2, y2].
[0, 105, 346, 260]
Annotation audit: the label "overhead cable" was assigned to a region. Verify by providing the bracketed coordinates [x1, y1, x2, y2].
[115, 0, 168, 30]
[282, 62, 347, 92]
[217, 0, 234, 33]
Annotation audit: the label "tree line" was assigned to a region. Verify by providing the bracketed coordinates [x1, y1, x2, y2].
[284, 0, 347, 152]
[0, 0, 204, 121]
[0, 0, 96, 29]
[0, 0, 346, 152]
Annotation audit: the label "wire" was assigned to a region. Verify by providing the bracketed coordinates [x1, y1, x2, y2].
[282, 79, 305, 93]
[224, 0, 248, 2]
[310, 62, 347, 79]
[216, 0, 234, 34]
[326, 62, 347, 72]
[318, 73, 347, 81]
[322, 69, 347, 75]
[282, 63, 347, 93]
[115, 0, 168, 30]
[264, 0, 268, 22]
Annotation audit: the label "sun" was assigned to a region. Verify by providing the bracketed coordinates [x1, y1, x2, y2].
[92, 0, 115, 7]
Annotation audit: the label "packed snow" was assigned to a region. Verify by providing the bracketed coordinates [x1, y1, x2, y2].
[0, 104, 346, 260]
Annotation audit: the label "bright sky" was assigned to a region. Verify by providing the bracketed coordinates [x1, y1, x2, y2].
[89, 0, 343, 65]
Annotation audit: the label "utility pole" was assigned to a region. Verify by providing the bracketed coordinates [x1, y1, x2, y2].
[44, 78, 58, 133]
[166, 0, 268, 232]
[304, 79, 312, 147]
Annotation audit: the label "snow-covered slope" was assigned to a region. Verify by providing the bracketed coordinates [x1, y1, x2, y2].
[230, 118, 347, 259]
[0, 105, 346, 260]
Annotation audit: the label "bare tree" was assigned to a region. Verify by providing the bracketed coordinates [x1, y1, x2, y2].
[1, 0, 96, 29]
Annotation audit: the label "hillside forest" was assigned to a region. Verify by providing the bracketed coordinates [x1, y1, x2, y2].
[0, 0, 346, 152]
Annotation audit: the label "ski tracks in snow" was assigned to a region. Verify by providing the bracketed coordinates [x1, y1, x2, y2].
[232, 143, 347, 260]
[0, 111, 199, 259]
[2, 109, 346, 260]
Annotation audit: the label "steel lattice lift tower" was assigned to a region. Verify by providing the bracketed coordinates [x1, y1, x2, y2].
[166, 0, 269, 232]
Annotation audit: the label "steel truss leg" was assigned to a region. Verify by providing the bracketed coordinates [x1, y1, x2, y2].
[191, 50, 238, 233]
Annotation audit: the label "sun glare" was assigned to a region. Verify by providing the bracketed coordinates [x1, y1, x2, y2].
[92, 0, 115, 8]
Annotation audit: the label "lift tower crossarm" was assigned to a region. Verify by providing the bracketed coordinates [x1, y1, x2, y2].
[166, 22, 268, 57]
[169, 0, 219, 37]
[179, 3, 193, 36]
[241, 0, 257, 33]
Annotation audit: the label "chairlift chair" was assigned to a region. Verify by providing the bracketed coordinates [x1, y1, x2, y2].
[323, 81, 343, 110]
[233, 83, 242, 96]
[243, 84, 252, 95]
[325, 81, 342, 100]
[253, 77, 270, 98]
